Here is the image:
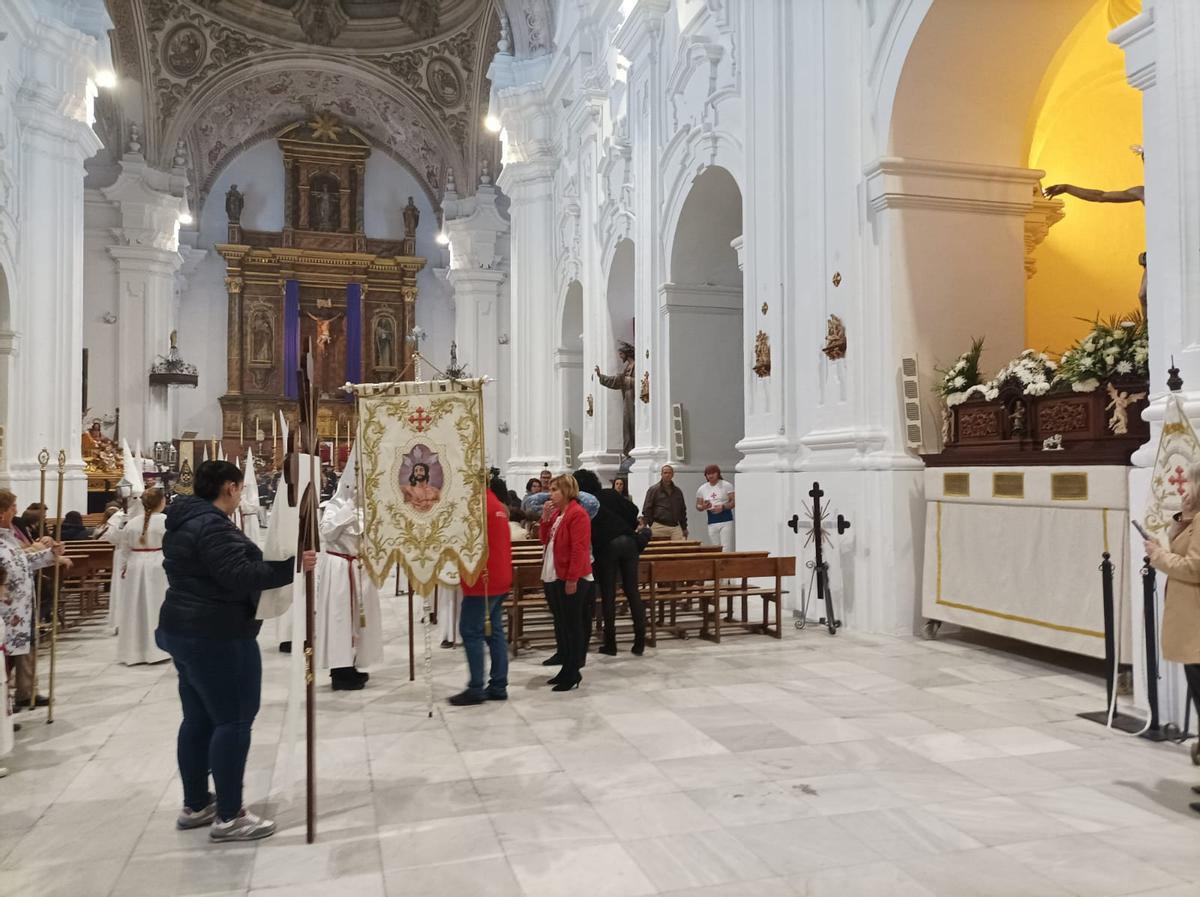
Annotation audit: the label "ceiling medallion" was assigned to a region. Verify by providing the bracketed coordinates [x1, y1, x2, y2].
[162, 24, 207, 79]
[426, 57, 463, 107]
[309, 112, 344, 142]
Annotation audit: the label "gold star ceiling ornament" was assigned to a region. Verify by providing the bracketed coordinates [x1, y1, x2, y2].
[309, 112, 343, 142]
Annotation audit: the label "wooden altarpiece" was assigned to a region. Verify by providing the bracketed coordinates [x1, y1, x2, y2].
[216, 115, 425, 454]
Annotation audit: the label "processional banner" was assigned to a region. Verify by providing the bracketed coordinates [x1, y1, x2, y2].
[351, 378, 488, 595]
[1144, 393, 1200, 541]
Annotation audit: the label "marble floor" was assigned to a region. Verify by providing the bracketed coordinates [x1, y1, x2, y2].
[2, 602, 1199, 897]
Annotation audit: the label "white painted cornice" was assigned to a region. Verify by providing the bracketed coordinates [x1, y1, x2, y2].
[659, 282, 741, 311]
[613, 0, 671, 63]
[1109, 8, 1155, 91]
[864, 156, 1044, 216]
[101, 157, 188, 251]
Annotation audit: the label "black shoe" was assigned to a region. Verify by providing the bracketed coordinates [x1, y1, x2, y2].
[447, 690, 485, 706]
[1192, 785, 1200, 796]
[330, 668, 366, 691]
[541, 654, 562, 667]
[331, 677, 366, 691]
[1191, 801, 1200, 816]
[631, 638, 645, 656]
[12, 723, 20, 732]
[598, 645, 618, 656]
[547, 674, 565, 685]
[440, 640, 454, 649]
[352, 668, 370, 683]
[485, 690, 508, 701]
[279, 641, 292, 654]
[552, 676, 581, 692]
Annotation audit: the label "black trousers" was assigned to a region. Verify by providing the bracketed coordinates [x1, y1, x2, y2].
[545, 579, 593, 681]
[596, 534, 646, 648]
[1184, 663, 1200, 722]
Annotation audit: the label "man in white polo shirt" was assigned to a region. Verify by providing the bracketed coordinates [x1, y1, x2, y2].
[695, 464, 735, 550]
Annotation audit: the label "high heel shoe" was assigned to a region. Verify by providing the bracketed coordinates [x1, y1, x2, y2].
[547, 673, 565, 685]
[552, 675, 581, 692]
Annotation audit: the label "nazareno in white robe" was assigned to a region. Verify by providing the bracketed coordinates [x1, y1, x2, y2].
[315, 502, 382, 671]
[116, 512, 170, 665]
[99, 510, 133, 635]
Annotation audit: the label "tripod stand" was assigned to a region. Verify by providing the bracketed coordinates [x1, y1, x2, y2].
[787, 481, 850, 635]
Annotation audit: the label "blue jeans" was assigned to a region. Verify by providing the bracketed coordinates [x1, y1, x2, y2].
[155, 629, 262, 821]
[459, 595, 509, 698]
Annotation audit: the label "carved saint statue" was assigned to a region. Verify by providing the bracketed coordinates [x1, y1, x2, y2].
[1105, 382, 1147, 435]
[595, 341, 636, 457]
[1044, 146, 1146, 315]
[403, 196, 420, 238]
[374, 317, 396, 369]
[225, 184, 244, 224]
[312, 186, 337, 231]
[251, 314, 272, 364]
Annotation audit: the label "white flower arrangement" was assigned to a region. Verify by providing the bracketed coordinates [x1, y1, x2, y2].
[991, 350, 1057, 398]
[936, 338, 986, 408]
[1053, 312, 1148, 392]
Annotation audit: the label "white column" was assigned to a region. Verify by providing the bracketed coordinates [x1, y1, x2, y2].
[614, 0, 671, 496]
[102, 155, 187, 448]
[444, 170, 510, 468]
[493, 78, 561, 480]
[1113, 3, 1196, 728]
[6, 16, 102, 509]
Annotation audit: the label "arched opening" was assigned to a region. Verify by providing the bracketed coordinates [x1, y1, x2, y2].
[600, 238, 635, 457]
[665, 166, 743, 542]
[884, 0, 1139, 442]
[557, 280, 584, 468]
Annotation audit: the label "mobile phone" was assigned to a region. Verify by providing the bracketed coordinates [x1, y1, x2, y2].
[1132, 519, 1152, 541]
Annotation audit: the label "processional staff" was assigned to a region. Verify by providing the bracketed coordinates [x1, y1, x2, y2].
[47, 450, 66, 724]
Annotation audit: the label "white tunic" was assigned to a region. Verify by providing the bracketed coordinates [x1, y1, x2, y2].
[99, 510, 132, 635]
[315, 503, 382, 671]
[116, 513, 170, 665]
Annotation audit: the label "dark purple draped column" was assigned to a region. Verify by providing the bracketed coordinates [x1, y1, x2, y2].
[284, 279, 299, 398]
[345, 282, 362, 386]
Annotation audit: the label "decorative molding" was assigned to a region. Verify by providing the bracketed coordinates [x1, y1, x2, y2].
[1024, 191, 1065, 279]
[1109, 7, 1156, 92]
[864, 156, 1044, 216]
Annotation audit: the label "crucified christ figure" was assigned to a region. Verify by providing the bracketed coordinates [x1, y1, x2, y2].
[1044, 147, 1145, 315]
[306, 311, 344, 395]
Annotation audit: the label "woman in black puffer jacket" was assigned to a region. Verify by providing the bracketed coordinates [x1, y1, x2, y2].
[574, 468, 647, 656]
[156, 460, 316, 843]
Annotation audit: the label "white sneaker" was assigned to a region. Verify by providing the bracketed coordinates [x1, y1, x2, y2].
[176, 799, 217, 830]
[209, 809, 276, 842]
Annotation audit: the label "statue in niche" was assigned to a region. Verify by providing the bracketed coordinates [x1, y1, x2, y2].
[595, 340, 636, 457]
[822, 315, 847, 360]
[1044, 146, 1145, 315]
[403, 196, 420, 238]
[753, 331, 772, 377]
[250, 313, 273, 364]
[311, 184, 338, 231]
[225, 184, 244, 224]
[374, 316, 396, 370]
[307, 310, 344, 353]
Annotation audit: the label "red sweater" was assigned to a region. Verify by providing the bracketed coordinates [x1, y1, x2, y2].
[462, 491, 513, 596]
[539, 499, 592, 584]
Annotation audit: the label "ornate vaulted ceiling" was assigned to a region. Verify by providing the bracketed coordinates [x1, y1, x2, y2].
[102, 0, 551, 215]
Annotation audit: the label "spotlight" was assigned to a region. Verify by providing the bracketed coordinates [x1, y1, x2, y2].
[484, 114, 501, 133]
[435, 231, 450, 246]
[95, 69, 117, 89]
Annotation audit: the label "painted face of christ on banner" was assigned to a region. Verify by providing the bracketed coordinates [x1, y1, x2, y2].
[400, 443, 444, 512]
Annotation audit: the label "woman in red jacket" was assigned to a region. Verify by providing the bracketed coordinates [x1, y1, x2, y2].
[540, 474, 593, 691]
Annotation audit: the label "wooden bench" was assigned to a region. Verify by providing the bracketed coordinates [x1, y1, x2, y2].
[646, 555, 795, 643]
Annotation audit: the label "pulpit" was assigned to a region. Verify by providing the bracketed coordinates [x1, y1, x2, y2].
[215, 114, 426, 454]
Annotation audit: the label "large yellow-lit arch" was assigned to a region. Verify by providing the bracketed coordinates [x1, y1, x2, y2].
[1025, 0, 1144, 352]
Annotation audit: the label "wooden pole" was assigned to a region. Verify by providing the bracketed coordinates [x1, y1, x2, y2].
[47, 450, 65, 724]
[30, 448, 48, 710]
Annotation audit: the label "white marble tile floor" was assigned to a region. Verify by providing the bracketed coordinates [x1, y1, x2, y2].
[1, 607, 1198, 897]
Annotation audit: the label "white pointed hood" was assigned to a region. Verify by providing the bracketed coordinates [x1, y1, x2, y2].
[121, 439, 144, 497]
[333, 443, 358, 506]
[243, 446, 261, 507]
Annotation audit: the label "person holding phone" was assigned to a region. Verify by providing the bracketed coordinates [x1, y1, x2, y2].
[1142, 460, 1200, 815]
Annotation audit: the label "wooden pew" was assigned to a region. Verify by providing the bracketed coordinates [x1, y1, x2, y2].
[646, 555, 795, 643]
